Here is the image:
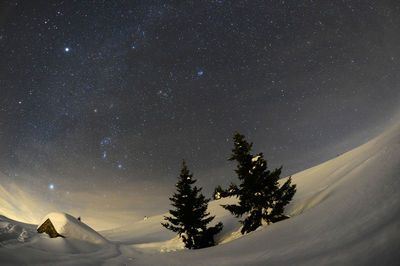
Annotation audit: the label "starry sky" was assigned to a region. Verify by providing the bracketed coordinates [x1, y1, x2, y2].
[1, 0, 399, 225]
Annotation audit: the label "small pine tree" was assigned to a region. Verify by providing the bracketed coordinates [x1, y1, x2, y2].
[220, 131, 296, 234]
[162, 160, 223, 249]
[213, 183, 238, 200]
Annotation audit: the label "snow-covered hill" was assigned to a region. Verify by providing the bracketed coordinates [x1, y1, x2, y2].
[0, 121, 399, 265]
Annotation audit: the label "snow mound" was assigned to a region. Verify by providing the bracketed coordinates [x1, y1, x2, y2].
[0, 216, 35, 245]
[37, 212, 107, 244]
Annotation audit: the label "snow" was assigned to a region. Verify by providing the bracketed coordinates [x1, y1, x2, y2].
[37, 212, 107, 244]
[0, 215, 35, 245]
[215, 191, 221, 199]
[0, 121, 399, 265]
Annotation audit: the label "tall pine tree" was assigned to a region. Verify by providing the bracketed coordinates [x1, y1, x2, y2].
[162, 160, 223, 249]
[219, 131, 296, 234]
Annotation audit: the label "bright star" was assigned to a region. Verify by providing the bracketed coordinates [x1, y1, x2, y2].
[65, 47, 70, 52]
[49, 184, 55, 190]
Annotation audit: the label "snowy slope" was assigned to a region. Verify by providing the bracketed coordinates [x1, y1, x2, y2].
[0, 215, 36, 245]
[0, 121, 399, 265]
[105, 121, 400, 265]
[100, 196, 241, 252]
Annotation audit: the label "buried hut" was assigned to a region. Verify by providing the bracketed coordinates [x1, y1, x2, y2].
[37, 212, 107, 244]
[37, 217, 64, 238]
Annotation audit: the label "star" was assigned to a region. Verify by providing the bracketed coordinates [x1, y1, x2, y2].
[1, 1, 399, 235]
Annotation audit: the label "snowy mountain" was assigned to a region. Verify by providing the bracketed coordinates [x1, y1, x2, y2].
[0, 121, 399, 265]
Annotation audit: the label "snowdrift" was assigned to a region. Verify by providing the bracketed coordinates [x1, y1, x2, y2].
[37, 212, 107, 244]
[0, 121, 399, 265]
[0, 215, 36, 245]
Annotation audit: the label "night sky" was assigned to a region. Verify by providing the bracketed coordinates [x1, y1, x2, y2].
[1, 0, 399, 223]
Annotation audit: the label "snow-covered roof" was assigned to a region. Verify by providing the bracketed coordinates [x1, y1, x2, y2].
[37, 212, 107, 244]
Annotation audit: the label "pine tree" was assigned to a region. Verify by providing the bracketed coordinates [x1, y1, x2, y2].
[162, 160, 223, 249]
[219, 131, 296, 234]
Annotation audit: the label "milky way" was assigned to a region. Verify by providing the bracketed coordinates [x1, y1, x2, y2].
[1, 1, 399, 201]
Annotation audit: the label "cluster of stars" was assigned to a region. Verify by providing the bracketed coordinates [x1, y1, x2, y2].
[0, 0, 398, 196]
